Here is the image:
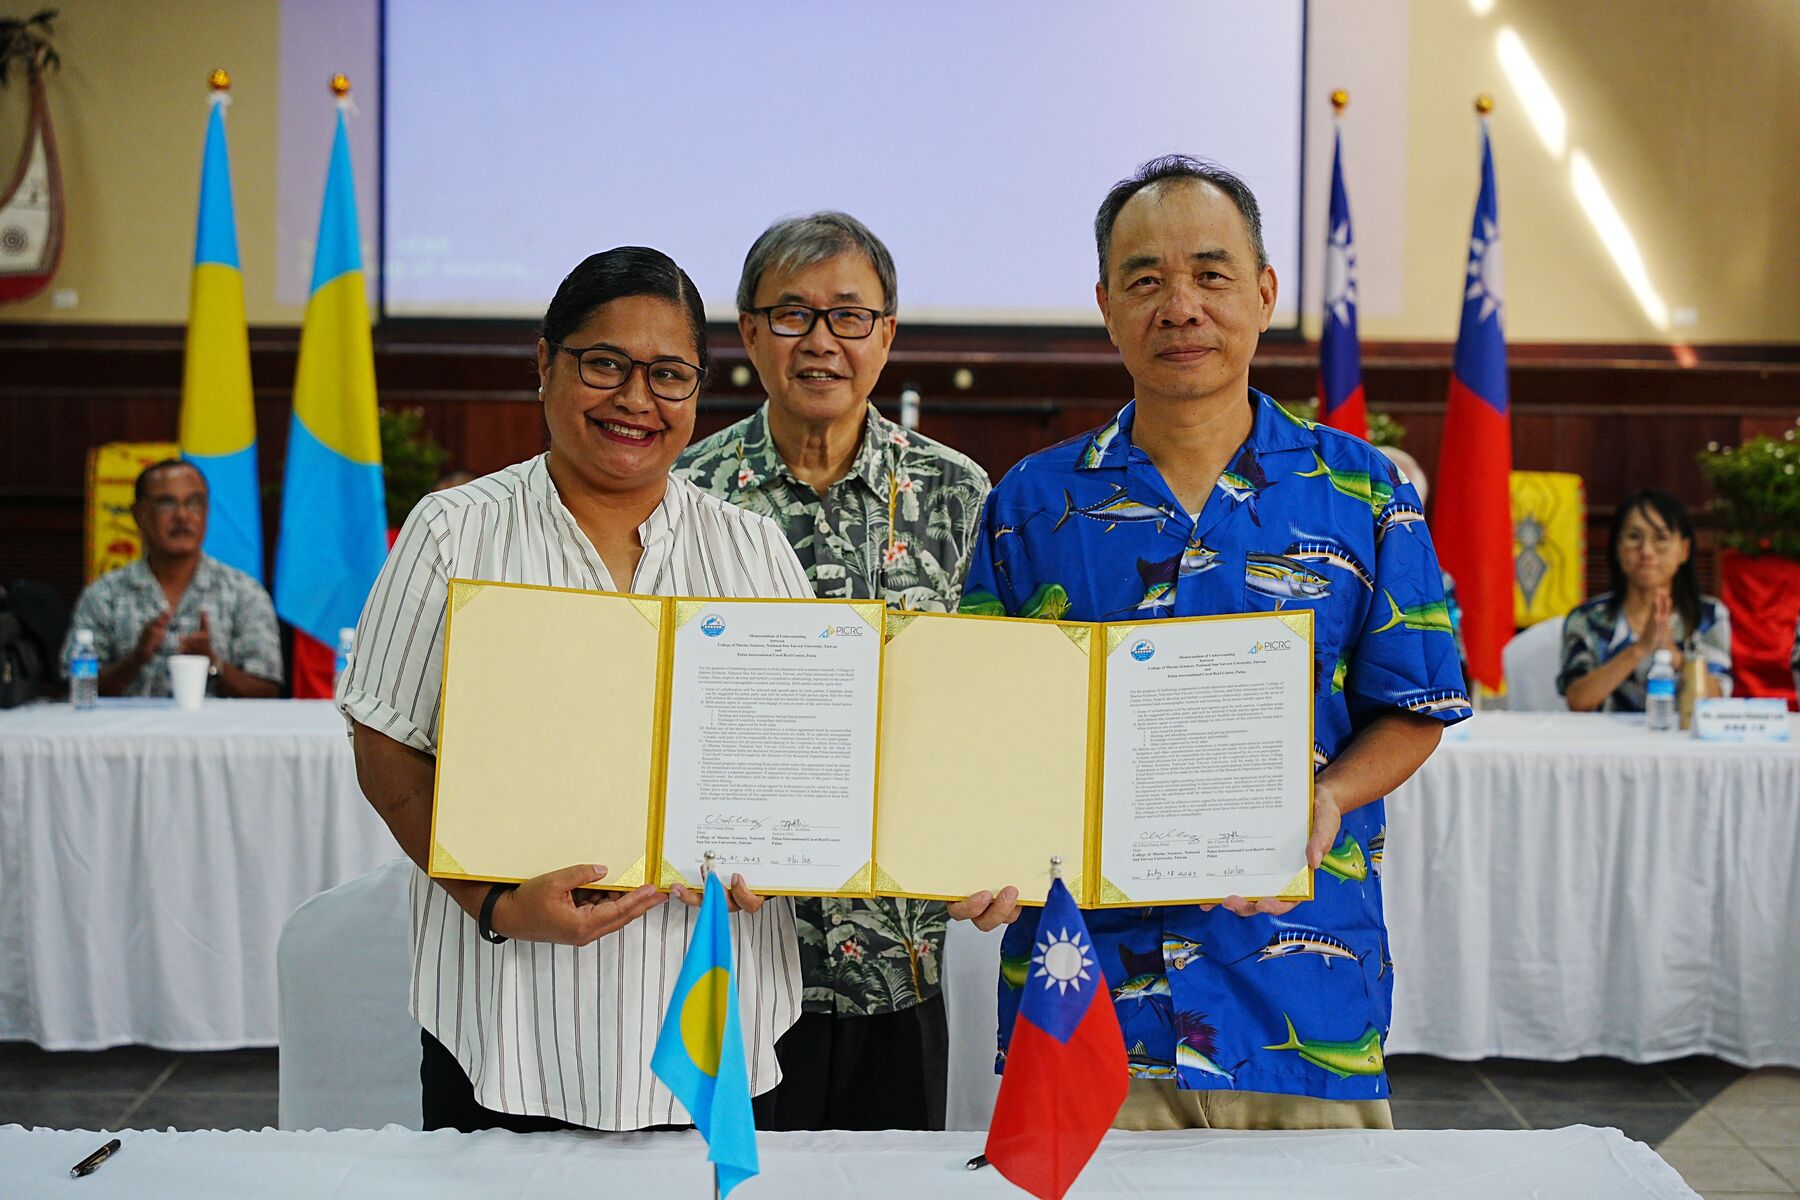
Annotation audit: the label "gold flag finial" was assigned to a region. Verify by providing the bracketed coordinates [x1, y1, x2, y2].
[330, 73, 352, 99]
[1475, 93, 1494, 116]
[1330, 88, 1349, 114]
[208, 68, 231, 93]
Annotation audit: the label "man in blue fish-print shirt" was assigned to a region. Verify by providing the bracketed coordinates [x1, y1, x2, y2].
[961, 156, 1471, 1130]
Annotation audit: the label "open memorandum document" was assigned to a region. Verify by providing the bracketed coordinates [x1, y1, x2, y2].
[429, 580, 1315, 906]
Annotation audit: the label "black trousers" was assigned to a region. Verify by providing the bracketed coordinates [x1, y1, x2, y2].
[419, 1029, 580, 1133]
[752, 994, 948, 1132]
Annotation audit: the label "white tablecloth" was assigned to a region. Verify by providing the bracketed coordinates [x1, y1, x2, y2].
[0, 700, 398, 1049]
[0, 1125, 1698, 1199]
[1385, 711, 1800, 1066]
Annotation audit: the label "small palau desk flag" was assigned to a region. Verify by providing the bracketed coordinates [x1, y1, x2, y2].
[178, 70, 262, 582]
[651, 872, 759, 1197]
[1318, 89, 1368, 441]
[984, 876, 1128, 1200]
[1435, 96, 1514, 696]
[274, 75, 387, 697]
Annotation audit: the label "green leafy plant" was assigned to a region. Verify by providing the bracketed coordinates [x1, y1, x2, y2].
[1698, 420, 1800, 560]
[0, 9, 60, 85]
[379, 407, 448, 528]
[1280, 397, 1405, 448]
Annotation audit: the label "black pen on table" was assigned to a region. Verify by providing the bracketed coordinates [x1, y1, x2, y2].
[965, 1153, 988, 1170]
[70, 1137, 121, 1178]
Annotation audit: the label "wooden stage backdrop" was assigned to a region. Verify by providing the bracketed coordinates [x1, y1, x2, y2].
[3, 322, 1797, 620]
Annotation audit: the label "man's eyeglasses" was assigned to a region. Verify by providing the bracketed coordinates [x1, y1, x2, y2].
[550, 342, 705, 401]
[750, 304, 884, 340]
[144, 495, 208, 515]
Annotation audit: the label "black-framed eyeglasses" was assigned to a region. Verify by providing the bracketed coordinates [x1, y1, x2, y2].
[144, 495, 208, 515]
[550, 342, 705, 401]
[749, 304, 884, 339]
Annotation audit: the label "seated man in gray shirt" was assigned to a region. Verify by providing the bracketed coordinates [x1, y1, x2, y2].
[61, 459, 282, 698]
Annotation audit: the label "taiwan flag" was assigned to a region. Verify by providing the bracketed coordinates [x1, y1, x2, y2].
[1318, 124, 1367, 439]
[984, 878, 1128, 1200]
[1434, 117, 1513, 695]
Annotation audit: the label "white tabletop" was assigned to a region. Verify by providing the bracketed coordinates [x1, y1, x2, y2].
[0, 699, 398, 1050]
[1439, 709, 1800, 758]
[0, 1125, 1698, 1199]
[1384, 709, 1800, 1066]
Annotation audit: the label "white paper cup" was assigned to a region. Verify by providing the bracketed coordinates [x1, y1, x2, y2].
[168, 654, 210, 711]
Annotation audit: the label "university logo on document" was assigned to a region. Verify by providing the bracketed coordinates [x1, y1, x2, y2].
[1129, 639, 1156, 662]
[700, 614, 727, 638]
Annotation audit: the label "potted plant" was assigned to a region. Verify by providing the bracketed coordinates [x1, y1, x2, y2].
[1698, 419, 1800, 707]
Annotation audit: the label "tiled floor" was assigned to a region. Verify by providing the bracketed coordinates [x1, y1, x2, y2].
[2, 1044, 1795, 1196]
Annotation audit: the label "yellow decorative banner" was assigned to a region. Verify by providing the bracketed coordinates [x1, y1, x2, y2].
[1060, 624, 1092, 653]
[1106, 625, 1137, 655]
[672, 600, 708, 630]
[838, 862, 873, 894]
[1511, 470, 1586, 626]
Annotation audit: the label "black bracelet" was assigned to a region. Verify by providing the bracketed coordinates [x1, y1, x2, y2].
[478, 883, 517, 944]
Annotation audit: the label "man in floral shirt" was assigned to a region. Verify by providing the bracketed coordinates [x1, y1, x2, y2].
[676, 212, 990, 1131]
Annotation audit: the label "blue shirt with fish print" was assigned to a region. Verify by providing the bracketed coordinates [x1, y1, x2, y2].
[961, 390, 1471, 1103]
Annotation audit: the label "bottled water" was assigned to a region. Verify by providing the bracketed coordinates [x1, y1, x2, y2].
[333, 627, 356, 690]
[1645, 649, 1677, 732]
[69, 629, 100, 711]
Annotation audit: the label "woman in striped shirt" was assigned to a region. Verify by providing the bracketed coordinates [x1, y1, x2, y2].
[338, 247, 816, 1131]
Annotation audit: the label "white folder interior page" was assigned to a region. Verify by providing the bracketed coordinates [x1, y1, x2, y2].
[1099, 615, 1312, 903]
[660, 600, 880, 893]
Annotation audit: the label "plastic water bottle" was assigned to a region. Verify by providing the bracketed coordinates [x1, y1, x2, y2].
[333, 627, 356, 690]
[69, 629, 99, 711]
[1645, 649, 1677, 732]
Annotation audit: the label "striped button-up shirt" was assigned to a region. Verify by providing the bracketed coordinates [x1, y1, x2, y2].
[338, 454, 811, 1130]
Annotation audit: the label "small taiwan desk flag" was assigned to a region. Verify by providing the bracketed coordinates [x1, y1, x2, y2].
[651, 871, 758, 1197]
[984, 876, 1128, 1200]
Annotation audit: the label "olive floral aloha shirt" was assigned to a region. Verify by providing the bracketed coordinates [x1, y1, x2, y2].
[676, 401, 991, 1016]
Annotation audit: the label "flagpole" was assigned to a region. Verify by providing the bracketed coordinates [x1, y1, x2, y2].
[700, 849, 719, 1200]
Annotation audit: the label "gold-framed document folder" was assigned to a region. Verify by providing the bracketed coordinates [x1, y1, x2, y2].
[431, 579, 1316, 908]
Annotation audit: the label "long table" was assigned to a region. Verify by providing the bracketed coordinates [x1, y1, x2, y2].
[1383, 711, 1800, 1066]
[0, 700, 397, 1050]
[944, 711, 1800, 1127]
[0, 1125, 1699, 1198]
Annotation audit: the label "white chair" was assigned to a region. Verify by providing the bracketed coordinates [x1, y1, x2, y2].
[942, 919, 1005, 1131]
[277, 857, 421, 1131]
[1503, 615, 1568, 712]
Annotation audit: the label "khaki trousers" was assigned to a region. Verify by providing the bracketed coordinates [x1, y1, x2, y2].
[1114, 1079, 1394, 1131]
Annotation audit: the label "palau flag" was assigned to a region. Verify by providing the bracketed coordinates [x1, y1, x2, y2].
[178, 82, 262, 580]
[1318, 113, 1368, 440]
[651, 873, 758, 1196]
[984, 877, 1127, 1200]
[1434, 110, 1514, 695]
[274, 96, 386, 696]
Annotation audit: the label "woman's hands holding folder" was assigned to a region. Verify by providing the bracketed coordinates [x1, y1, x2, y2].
[670, 874, 766, 914]
[949, 887, 1023, 931]
[490, 865, 668, 945]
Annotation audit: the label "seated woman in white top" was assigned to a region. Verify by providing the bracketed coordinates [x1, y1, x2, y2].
[1558, 488, 1732, 713]
[338, 247, 819, 1132]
